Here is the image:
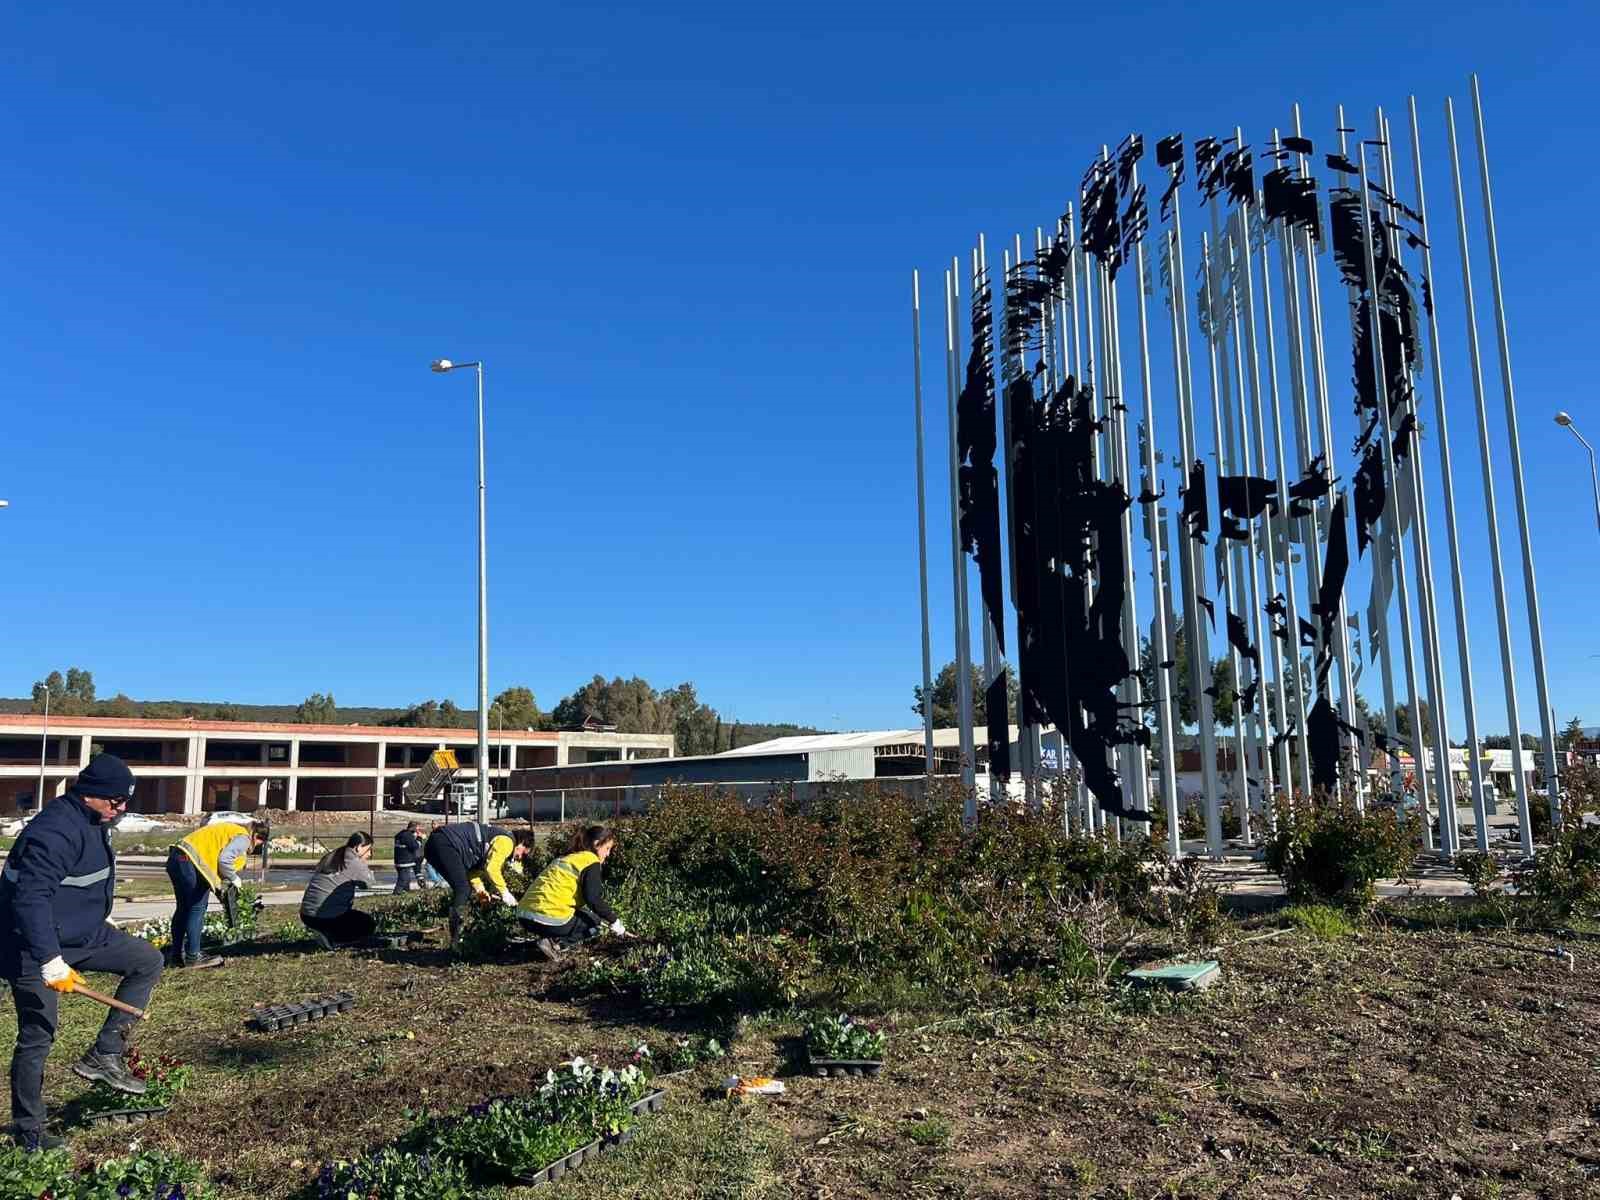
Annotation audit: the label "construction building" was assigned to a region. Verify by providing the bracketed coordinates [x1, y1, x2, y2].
[0, 714, 673, 815]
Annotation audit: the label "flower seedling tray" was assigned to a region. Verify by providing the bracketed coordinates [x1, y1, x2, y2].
[628, 1088, 666, 1116]
[1125, 959, 1222, 992]
[808, 1058, 883, 1078]
[514, 1138, 604, 1187]
[358, 931, 426, 951]
[247, 990, 357, 1032]
[71, 1103, 171, 1128]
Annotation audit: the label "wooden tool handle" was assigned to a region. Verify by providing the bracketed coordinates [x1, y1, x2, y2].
[72, 983, 147, 1021]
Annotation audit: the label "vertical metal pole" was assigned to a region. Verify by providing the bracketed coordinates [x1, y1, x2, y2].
[1291, 105, 1364, 803]
[1355, 144, 1435, 847]
[1200, 234, 1244, 853]
[1470, 74, 1561, 829]
[36, 689, 49, 808]
[1246, 148, 1311, 798]
[475, 363, 490, 817]
[1446, 98, 1533, 854]
[913, 272, 936, 776]
[1167, 213, 1224, 855]
[1132, 163, 1181, 854]
[1378, 110, 1457, 856]
[945, 266, 977, 810]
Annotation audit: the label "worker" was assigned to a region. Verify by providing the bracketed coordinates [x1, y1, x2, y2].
[0, 755, 164, 1150]
[422, 822, 536, 948]
[166, 816, 267, 969]
[301, 832, 376, 948]
[393, 820, 424, 894]
[517, 825, 631, 962]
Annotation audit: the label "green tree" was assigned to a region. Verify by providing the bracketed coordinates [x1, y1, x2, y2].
[1385, 699, 1435, 748]
[212, 702, 244, 722]
[1561, 714, 1586, 750]
[487, 686, 540, 730]
[31, 667, 95, 715]
[1136, 627, 1234, 731]
[912, 661, 1020, 728]
[98, 693, 136, 719]
[295, 692, 338, 724]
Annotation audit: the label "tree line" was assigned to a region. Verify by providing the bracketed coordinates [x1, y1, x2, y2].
[16, 668, 816, 757]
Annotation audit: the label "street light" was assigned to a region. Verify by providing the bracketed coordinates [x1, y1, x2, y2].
[431, 358, 490, 818]
[1554, 412, 1600, 538]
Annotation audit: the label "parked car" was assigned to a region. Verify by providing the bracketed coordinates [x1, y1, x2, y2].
[112, 813, 162, 833]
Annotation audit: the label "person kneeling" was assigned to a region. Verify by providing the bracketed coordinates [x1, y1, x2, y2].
[516, 825, 631, 961]
[300, 833, 376, 950]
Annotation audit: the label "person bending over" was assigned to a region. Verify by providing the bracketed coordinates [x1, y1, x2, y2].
[167, 817, 267, 969]
[0, 755, 164, 1149]
[422, 822, 536, 949]
[301, 832, 376, 949]
[518, 825, 631, 961]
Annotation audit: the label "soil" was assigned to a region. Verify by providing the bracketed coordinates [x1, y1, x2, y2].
[12, 898, 1600, 1199]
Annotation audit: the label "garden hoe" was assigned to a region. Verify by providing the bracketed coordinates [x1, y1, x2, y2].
[54, 970, 148, 1021]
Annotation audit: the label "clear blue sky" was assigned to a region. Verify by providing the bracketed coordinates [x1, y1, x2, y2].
[2, 2, 1595, 736]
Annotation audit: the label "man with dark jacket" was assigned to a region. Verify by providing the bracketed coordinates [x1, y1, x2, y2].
[393, 821, 423, 894]
[0, 755, 164, 1149]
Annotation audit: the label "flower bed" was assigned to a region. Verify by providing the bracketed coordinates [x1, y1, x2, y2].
[0, 1144, 215, 1199]
[132, 884, 264, 950]
[315, 1055, 663, 1197]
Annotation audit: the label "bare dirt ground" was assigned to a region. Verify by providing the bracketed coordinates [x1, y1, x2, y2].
[7, 897, 1598, 1199]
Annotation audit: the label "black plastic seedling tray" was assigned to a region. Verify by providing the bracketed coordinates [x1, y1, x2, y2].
[72, 1103, 171, 1127]
[809, 1057, 884, 1078]
[247, 990, 357, 1032]
[510, 1091, 666, 1187]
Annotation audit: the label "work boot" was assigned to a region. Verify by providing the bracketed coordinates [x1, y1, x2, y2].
[72, 1051, 147, 1095]
[533, 937, 560, 963]
[9, 1127, 66, 1151]
[181, 953, 224, 970]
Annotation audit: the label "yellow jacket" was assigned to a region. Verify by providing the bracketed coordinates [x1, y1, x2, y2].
[468, 834, 515, 897]
[518, 851, 600, 924]
[178, 822, 252, 892]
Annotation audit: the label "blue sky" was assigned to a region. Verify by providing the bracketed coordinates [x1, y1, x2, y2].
[1, 2, 1596, 736]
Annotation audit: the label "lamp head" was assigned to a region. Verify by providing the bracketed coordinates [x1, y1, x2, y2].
[1555, 411, 1573, 427]
[431, 359, 454, 373]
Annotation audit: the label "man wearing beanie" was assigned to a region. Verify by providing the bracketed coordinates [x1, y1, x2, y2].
[0, 754, 164, 1150]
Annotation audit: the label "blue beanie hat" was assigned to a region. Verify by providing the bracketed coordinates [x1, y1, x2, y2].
[76, 754, 136, 801]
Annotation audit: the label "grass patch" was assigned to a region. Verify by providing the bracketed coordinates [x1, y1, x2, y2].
[905, 1114, 951, 1146]
[1283, 903, 1356, 940]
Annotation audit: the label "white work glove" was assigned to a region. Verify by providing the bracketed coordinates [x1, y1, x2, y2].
[499, 889, 517, 907]
[609, 919, 628, 937]
[41, 956, 71, 985]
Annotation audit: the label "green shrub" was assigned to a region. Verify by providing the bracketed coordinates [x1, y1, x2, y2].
[1263, 799, 1417, 908]
[0, 1143, 74, 1199]
[1512, 822, 1600, 922]
[454, 900, 522, 960]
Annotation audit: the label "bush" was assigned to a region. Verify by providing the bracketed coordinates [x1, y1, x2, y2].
[1263, 799, 1417, 909]
[1512, 822, 1600, 922]
[1283, 903, 1356, 940]
[598, 783, 1163, 1005]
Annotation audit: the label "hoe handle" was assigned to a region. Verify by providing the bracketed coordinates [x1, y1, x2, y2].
[72, 983, 148, 1021]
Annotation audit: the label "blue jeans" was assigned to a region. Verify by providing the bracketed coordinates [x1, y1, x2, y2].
[166, 851, 210, 962]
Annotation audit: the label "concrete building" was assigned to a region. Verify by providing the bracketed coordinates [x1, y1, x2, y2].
[0, 714, 673, 816]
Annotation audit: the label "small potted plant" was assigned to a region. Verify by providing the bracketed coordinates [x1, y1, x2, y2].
[805, 1013, 887, 1078]
[68, 1048, 191, 1126]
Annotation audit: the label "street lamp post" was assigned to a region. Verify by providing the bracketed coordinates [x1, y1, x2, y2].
[1555, 412, 1600, 539]
[431, 358, 490, 820]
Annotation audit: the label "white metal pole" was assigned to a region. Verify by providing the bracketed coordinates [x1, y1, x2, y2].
[1167, 214, 1224, 855]
[1355, 144, 1436, 848]
[1290, 106, 1364, 801]
[1556, 418, 1600, 537]
[1445, 98, 1534, 854]
[36, 689, 49, 807]
[1377, 110, 1457, 855]
[1470, 74, 1562, 828]
[946, 264, 977, 808]
[913, 271, 936, 775]
[1132, 163, 1181, 853]
[475, 363, 490, 816]
[1407, 97, 1490, 849]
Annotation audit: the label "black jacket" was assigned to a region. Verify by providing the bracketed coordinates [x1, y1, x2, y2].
[393, 830, 423, 868]
[0, 792, 116, 973]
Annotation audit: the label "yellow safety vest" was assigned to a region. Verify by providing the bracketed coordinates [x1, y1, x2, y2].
[178, 822, 250, 892]
[518, 851, 600, 923]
